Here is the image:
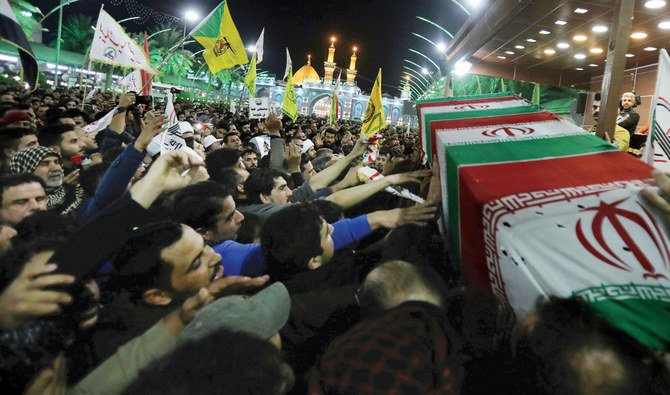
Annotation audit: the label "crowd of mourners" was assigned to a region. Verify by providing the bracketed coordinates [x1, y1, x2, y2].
[0, 83, 668, 394]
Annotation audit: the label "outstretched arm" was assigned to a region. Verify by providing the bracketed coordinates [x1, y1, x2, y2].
[326, 169, 431, 210]
[308, 138, 368, 191]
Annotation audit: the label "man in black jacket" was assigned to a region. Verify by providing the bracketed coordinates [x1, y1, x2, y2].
[617, 91, 640, 136]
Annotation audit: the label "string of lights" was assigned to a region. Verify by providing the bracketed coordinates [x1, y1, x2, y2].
[108, 0, 181, 26]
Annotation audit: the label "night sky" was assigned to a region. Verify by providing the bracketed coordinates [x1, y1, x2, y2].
[32, 0, 470, 94]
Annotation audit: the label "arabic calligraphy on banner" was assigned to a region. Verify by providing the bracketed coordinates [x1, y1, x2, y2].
[119, 70, 142, 92]
[90, 9, 157, 74]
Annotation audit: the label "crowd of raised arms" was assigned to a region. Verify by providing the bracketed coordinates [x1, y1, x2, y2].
[0, 83, 668, 394]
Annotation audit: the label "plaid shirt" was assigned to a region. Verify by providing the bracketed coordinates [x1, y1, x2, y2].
[310, 301, 461, 395]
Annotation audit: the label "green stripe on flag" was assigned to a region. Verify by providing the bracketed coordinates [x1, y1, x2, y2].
[445, 133, 618, 256]
[582, 293, 670, 350]
[424, 105, 541, 160]
[417, 92, 511, 105]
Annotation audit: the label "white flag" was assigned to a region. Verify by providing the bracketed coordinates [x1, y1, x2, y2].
[255, 28, 264, 64]
[643, 48, 670, 171]
[83, 106, 117, 133]
[157, 92, 201, 159]
[283, 47, 292, 80]
[160, 91, 187, 154]
[90, 8, 158, 74]
[85, 87, 97, 101]
[119, 69, 142, 92]
[357, 166, 425, 203]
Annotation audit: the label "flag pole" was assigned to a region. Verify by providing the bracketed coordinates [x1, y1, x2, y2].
[80, 60, 92, 111]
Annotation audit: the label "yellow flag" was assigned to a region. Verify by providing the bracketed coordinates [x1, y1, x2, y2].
[361, 69, 386, 137]
[191, 1, 248, 74]
[282, 66, 297, 121]
[244, 53, 257, 98]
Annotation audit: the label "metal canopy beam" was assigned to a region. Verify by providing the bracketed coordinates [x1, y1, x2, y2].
[596, 0, 636, 142]
[444, 0, 533, 68]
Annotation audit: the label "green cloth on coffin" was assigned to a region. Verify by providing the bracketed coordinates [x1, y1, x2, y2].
[423, 105, 540, 162]
[416, 92, 510, 105]
[443, 133, 618, 257]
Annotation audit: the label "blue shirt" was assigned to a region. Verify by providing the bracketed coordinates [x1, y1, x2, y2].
[213, 214, 372, 277]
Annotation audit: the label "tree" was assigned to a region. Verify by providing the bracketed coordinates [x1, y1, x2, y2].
[50, 14, 94, 54]
[146, 25, 194, 79]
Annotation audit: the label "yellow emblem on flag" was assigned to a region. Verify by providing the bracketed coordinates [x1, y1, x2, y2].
[244, 53, 257, 98]
[283, 66, 298, 121]
[192, 1, 248, 74]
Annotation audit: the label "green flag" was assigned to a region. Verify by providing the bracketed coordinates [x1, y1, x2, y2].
[500, 78, 508, 93]
[532, 83, 541, 106]
[191, 1, 249, 74]
[244, 53, 257, 98]
[283, 66, 297, 121]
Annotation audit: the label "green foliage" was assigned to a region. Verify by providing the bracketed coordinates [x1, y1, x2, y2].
[49, 14, 95, 54]
[212, 66, 244, 84]
[422, 73, 585, 115]
[146, 25, 194, 80]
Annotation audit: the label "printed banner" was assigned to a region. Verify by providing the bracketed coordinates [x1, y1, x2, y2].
[119, 69, 142, 92]
[249, 97, 269, 119]
[90, 8, 157, 74]
[83, 107, 116, 133]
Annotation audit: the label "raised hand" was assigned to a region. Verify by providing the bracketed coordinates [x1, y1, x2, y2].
[349, 137, 369, 158]
[0, 261, 75, 331]
[284, 142, 302, 172]
[63, 169, 80, 186]
[207, 275, 270, 298]
[130, 150, 206, 209]
[118, 92, 136, 108]
[367, 203, 438, 229]
[386, 169, 432, 186]
[23, 353, 67, 395]
[265, 112, 282, 135]
[641, 170, 670, 224]
[134, 114, 167, 152]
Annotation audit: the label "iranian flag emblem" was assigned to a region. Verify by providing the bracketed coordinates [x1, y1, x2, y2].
[487, 183, 670, 349]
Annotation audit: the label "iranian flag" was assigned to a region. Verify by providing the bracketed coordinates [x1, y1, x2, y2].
[427, 111, 559, 160]
[417, 93, 533, 161]
[456, 152, 667, 350]
[433, 115, 591, 238]
[419, 104, 540, 161]
[439, 133, 619, 255]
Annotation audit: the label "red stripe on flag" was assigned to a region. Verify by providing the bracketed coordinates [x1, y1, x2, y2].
[418, 95, 521, 109]
[456, 151, 653, 305]
[140, 31, 152, 96]
[428, 112, 555, 157]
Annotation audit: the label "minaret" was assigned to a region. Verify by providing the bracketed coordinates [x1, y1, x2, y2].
[323, 36, 336, 84]
[346, 46, 358, 86]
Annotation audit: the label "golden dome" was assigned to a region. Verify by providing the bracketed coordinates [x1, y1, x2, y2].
[293, 55, 321, 85]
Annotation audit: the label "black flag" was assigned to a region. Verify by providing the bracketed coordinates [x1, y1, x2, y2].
[0, 0, 38, 91]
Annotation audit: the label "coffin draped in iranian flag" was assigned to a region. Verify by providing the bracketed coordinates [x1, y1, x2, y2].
[417, 93, 536, 161]
[457, 151, 668, 350]
[425, 93, 669, 349]
[434, 113, 603, 247]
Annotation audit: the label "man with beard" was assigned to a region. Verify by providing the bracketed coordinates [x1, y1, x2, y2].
[9, 146, 83, 214]
[38, 123, 86, 174]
